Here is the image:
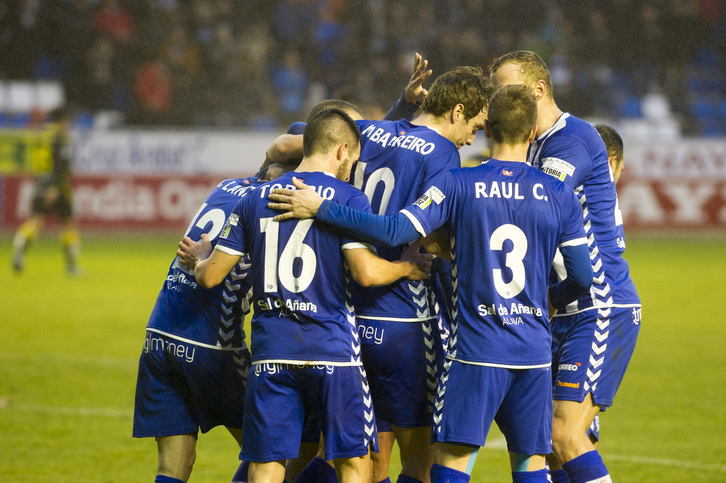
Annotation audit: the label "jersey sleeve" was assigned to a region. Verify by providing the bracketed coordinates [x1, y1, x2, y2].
[539, 135, 593, 189]
[558, 186, 588, 248]
[215, 198, 248, 256]
[384, 91, 420, 121]
[338, 190, 379, 250]
[401, 171, 454, 236]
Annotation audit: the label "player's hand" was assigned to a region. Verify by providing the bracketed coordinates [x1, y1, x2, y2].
[177, 233, 212, 269]
[403, 52, 432, 105]
[400, 239, 433, 280]
[268, 177, 323, 221]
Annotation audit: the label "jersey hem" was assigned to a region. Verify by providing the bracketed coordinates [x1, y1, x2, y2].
[145, 328, 246, 351]
[554, 303, 642, 317]
[252, 359, 363, 367]
[215, 244, 244, 256]
[356, 314, 437, 322]
[448, 355, 551, 369]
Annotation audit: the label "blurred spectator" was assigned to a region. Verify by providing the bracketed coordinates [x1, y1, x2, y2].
[92, 0, 135, 44]
[0, 0, 723, 132]
[132, 51, 173, 125]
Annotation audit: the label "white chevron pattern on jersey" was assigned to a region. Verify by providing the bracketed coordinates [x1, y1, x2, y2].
[407, 280, 430, 318]
[344, 265, 362, 364]
[217, 257, 251, 353]
[359, 365, 375, 447]
[449, 234, 459, 356]
[575, 187, 612, 395]
[422, 319, 438, 410]
[432, 356, 452, 433]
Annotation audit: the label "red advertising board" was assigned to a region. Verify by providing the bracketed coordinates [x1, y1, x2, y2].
[1, 174, 228, 231]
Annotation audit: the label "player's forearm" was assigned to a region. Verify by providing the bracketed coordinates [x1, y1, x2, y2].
[548, 244, 593, 309]
[384, 91, 420, 121]
[264, 134, 303, 167]
[318, 200, 421, 247]
[353, 257, 417, 287]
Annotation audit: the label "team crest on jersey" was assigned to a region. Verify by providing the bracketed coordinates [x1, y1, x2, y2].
[541, 157, 576, 182]
[414, 186, 445, 209]
[220, 213, 239, 239]
[502, 169, 513, 176]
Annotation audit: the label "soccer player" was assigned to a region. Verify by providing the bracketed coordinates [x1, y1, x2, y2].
[266, 84, 593, 483]
[133, 164, 279, 482]
[595, 124, 624, 184]
[12, 106, 80, 276]
[177, 108, 431, 483]
[489, 51, 641, 483]
[261, 64, 490, 483]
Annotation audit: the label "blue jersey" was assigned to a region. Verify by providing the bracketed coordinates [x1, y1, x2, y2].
[527, 113, 640, 314]
[350, 118, 460, 322]
[402, 160, 587, 367]
[146, 177, 259, 348]
[215, 171, 373, 365]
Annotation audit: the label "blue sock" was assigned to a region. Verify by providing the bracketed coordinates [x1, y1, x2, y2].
[231, 459, 249, 482]
[550, 468, 570, 483]
[377, 478, 392, 483]
[512, 468, 548, 482]
[430, 463, 470, 483]
[293, 457, 338, 483]
[154, 476, 184, 483]
[562, 451, 610, 483]
[397, 475, 423, 483]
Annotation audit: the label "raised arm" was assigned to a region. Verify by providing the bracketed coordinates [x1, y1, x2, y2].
[260, 134, 304, 170]
[384, 52, 433, 121]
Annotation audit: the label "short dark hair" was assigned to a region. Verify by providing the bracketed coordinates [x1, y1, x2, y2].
[306, 99, 364, 122]
[421, 66, 492, 121]
[489, 50, 553, 99]
[595, 124, 623, 163]
[487, 84, 538, 145]
[303, 108, 361, 157]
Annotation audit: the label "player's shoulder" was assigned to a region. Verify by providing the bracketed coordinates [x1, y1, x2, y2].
[552, 114, 606, 151]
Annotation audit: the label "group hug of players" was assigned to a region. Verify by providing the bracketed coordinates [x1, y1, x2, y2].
[133, 51, 640, 483]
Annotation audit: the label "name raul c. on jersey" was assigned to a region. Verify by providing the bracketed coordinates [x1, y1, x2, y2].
[474, 181, 550, 201]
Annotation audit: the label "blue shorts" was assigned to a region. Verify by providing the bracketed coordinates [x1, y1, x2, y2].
[133, 331, 250, 437]
[552, 306, 641, 409]
[359, 317, 443, 428]
[432, 360, 552, 456]
[241, 363, 377, 462]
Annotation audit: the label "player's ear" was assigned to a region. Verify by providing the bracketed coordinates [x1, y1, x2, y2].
[452, 103, 465, 123]
[534, 80, 547, 101]
[484, 119, 492, 139]
[528, 125, 538, 143]
[337, 142, 348, 161]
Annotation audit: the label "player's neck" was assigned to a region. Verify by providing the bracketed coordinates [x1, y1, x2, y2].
[489, 143, 529, 163]
[536, 98, 563, 137]
[410, 113, 443, 134]
[296, 156, 338, 179]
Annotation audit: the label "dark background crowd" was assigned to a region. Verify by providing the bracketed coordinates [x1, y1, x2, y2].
[1, 0, 725, 135]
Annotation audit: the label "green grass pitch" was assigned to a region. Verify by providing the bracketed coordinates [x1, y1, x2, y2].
[1, 232, 725, 481]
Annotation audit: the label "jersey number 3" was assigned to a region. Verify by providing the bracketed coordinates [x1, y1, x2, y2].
[490, 224, 528, 299]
